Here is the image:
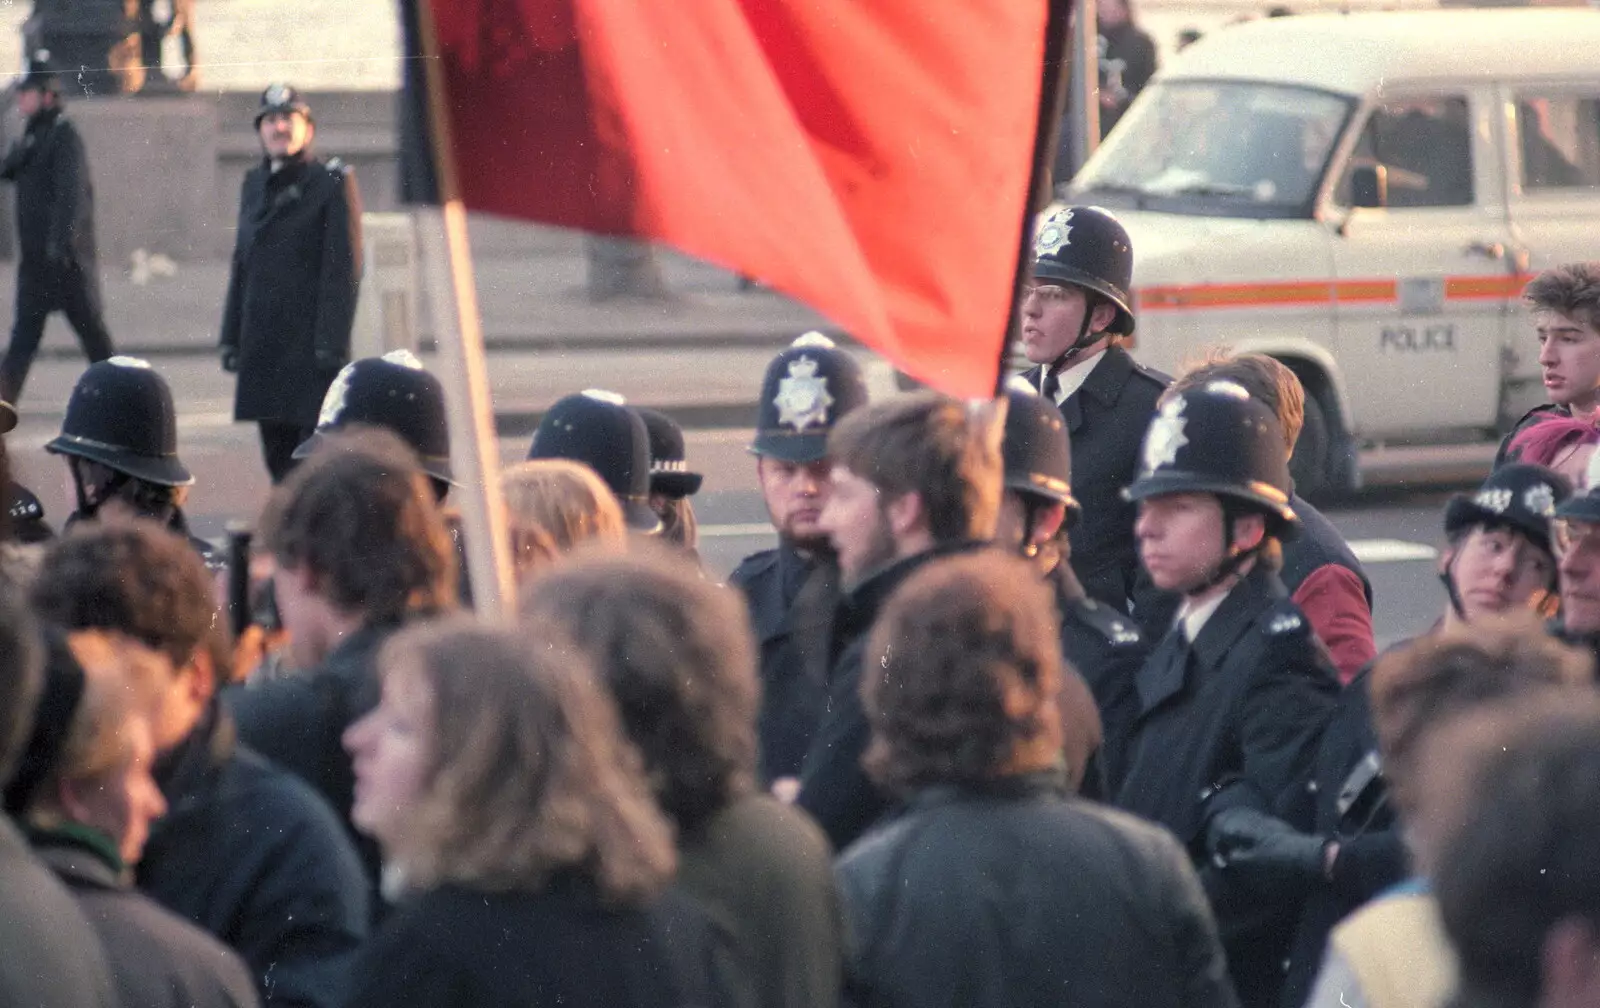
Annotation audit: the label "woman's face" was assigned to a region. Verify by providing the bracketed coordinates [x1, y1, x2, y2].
[344, 669, 434, 854]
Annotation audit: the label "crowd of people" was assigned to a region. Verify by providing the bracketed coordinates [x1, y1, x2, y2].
[1, 177, 1600, 1008]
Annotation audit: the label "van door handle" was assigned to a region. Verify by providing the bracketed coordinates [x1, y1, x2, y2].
[1463, 240, 1506, 260]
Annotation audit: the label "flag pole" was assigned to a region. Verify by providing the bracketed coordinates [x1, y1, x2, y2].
[998, 0, 1076, 397]
[410, 1, 518, 620]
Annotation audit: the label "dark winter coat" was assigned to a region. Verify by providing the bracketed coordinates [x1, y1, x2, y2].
[0, 814, 117, 1008]
[1112, 564, 1339, 1008]
[227, 619, 401, 892]
[677, 792, 843, 1008]
[34, 826, 261, 1008]
[796, 542, 985, 852]
[729, 544, 839, 784]
[344, 874, 724, 1008]
[137, 704, 370, 1008]
[1052, 564, 1150, 796]
[836, 771, 1239, 1008]
[1, 106, 97, 270]
[1021, 347, 1168, 616]
[220, 152, 362, 425]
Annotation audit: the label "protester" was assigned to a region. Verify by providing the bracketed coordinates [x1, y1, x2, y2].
[1431, 696, 1600, 1008]
[1504, 416, 1598, 489]
[526, 390, 662, 533]
[638, 407, 704, 558]
[340, 620, 720, 1007]
[523, 550, 843, 1008]
[796, 392, 1003, 850]
[220, 84, 362, 483]
[1303, 620, 1594, 1008]
[997, 381, 1148, 794]
[1018, 205, 1167, 618]
[0, 592, 118, 1008]
[500, 458, 627, 580]
[1497, 263, 1600, 464]
[838, 551, 1237, 1008]
[228, 428, 458, 888]
[1164, 352, 1376, 682]
[1548, 460, 1600, 656]
[730, 333, 869, 789]
[13, 630, 260, 1008]
[0, 58, 114, 405]
[30, 521, 369, 1008]
[1113, 380, 1339, 1008]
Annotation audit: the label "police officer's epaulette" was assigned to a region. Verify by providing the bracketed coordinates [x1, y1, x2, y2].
[728, 547, 780, 585]
[1071, 597, 1144, 647]
[324, 157, 352, 177]
[1258, 600, 1308, 637]
[7, 485, 43, 522]
[1131, 359, 1173, 388]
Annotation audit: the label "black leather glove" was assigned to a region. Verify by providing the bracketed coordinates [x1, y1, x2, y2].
[220, 347, 240, 374]
[1206, 806, 1327, 893]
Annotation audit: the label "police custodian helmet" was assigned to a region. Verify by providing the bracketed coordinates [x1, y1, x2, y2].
[1002, 377, 1080, 524]
[45, 357, 193, 487]
[1032, 205, 1136, 335]
[636, 408, 703, 499]
[255, 82, 312, 126]
[528, 390, 661, 533]
[1123, 380, 1296, 536]
[749, 332, 869, 463]
[1445, 463, 1570, 557]
[294, 350, 452, 484]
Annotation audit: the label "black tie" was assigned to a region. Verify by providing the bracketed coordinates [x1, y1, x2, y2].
[1134, 626, 1192, 715]
[1040, 369, 1061, 402]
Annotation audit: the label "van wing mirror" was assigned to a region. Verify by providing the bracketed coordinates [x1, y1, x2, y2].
[1350, 164, 1388, 209]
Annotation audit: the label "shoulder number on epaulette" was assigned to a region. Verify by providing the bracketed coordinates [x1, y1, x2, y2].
[1266, 611, 1304, 635]
[1079, 599, 1144, 647]
[325, 156, 350, 176]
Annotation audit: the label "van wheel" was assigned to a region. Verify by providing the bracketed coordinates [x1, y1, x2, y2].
[1292, 392, 1331, 501]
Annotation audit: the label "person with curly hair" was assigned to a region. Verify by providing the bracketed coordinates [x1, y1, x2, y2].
[341, 619, 727, 1008]
[522, 549, 841, 1008]
[837, 550, 1237, 1008]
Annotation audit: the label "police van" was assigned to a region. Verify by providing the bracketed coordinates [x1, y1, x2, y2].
[1064, 8, 1600, 496]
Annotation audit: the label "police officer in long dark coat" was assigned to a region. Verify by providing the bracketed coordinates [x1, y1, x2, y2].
[729, 334, 869, 788]
[0, 60, 113, 405]
[220, 84, 362, 483]
[1019, 206, 1167, 620]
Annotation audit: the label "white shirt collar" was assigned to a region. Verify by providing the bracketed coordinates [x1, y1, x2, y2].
[1178, 590, 1230, 644]
[1048, 350, 1108, 406]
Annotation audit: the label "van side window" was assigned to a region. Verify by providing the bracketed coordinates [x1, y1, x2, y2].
[1339, 96, 1473, 207]
[1515, 95, 1600, 190]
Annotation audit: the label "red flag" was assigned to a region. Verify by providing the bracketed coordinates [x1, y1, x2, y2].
[408, 0, 1049, 397]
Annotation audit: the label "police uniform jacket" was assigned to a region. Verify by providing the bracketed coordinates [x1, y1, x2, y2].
[730, 545, 838, 784]
[1052, 565, 1149, 798]
[836, 771, 1239, 1008]
[1112, 563, 1338, 1008]
[220, 152, 362, 426]
[1021, 346, 1168, 614]
[0, 107, 97, 272]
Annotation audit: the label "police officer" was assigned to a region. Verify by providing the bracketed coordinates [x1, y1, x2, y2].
[220, 84, 362, 483]
[1550, 450, 1600, 655]
[637, 407, 703, 556]
[729, 333, 869, 788]
[294, 350, 453, 499]
[997, 380, 1149, 795]
[527, 390, 661, 534]
[1019, 205, 1167, 619]
[1112, 380, 1338, 1008]
[0, 57, 114, 405]
[43, 357, 217, 568]
[0, 396, 51, 544]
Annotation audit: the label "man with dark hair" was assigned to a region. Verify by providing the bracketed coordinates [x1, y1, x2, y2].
[795, 392, 1003, 850]
[1114, 380, 1339, 1008]
[228, 427, 458, 887]
[0, 59, 114, 404]
[838, 550, 1237, 1008]
[523, 549, 842, 1008]
[1498, 262, 1600, 464]
[31, 521, 369, 1008]
[732, 333, 870, 790]
[1165, 353, 1375, 681]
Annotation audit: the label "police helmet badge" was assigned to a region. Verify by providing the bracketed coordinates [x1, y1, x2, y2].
[1035, 208, 1075, 259]
[1142, 395, 1190, 474]
[318, 362, 358, 427]
[1473, 487, 1513, 515]
[774, 356, 834, 432]
[1524, 483, 1556, 518]
[265, 83, 291, 106]
[107, 355, 153, 370]
[381, 349, 425, 370]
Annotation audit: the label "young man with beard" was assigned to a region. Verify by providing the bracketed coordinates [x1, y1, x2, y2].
[729, 334, 869, 791]
[1497, 263, 1600, 466]
[1112, 381, 1338, 1008]
[797, 392, 1004, 851]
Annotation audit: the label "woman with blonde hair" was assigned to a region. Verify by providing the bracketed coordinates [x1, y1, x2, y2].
[341, 619, 725, 1007]
[500, 459, 627, 580]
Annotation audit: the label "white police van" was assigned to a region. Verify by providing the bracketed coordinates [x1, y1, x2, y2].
[1065, 9, 1600, 496]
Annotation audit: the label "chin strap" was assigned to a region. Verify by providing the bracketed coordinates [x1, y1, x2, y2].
[1040, 294, 1106, 389]
[68, 459, 127, 522]
[1175, 501, 1264, 597]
